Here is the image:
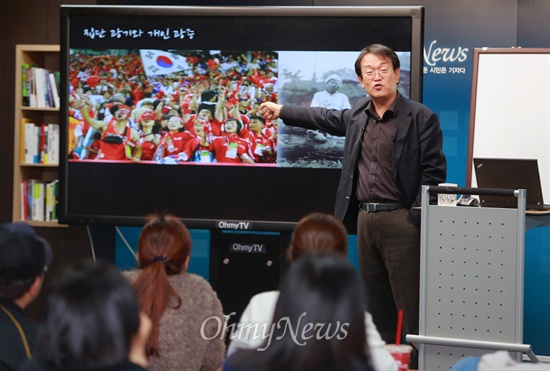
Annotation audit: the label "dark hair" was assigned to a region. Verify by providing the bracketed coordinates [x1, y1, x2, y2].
[138, 118, 162, 135]
[200, 89, 217, 102]
[224, 118, 242, 134]
[287, 212, 348, 262]
[132, 213, 191, 356]
[36, 260, 140, 369]
[0, 272, 36, 299]
[229, 252, 373, 371]
[197, 102, 215, 118]
[0, 224, 51, 299]
[249, 115, 266, 125]
[354, 43, 401, 76]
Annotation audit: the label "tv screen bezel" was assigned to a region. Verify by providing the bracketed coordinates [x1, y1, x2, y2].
[59, 5, 424, 231]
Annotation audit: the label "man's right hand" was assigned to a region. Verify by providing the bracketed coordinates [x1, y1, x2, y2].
[260, 102, 282, 121]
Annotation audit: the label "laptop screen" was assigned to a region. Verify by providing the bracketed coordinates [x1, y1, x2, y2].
[473, 158, 546, 209]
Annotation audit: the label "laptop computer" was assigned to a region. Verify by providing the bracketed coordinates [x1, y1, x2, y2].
[473, 158, 550, 210]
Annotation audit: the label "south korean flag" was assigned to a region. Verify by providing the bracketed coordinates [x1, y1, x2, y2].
[140, 50, 190, 77]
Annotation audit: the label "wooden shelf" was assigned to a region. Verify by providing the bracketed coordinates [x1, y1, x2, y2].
[12, 44, 65, 227]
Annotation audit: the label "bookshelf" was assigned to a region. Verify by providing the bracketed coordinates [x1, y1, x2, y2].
[12, 44, 65, 227]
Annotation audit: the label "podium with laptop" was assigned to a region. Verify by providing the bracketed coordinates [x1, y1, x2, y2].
[407, 159, 549, 369]
[409, 185, 537, 370]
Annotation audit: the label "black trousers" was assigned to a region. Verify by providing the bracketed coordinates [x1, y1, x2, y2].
[357, 208, 420, 346]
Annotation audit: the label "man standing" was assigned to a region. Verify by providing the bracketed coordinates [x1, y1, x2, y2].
[260, 44, 446, 357]
[75, 101, 143, 162]
[0, 223, 52, 370]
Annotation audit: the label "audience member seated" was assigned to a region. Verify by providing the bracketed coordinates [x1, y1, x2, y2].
[223, 252, 376, 371]
[0, 223, 52, 371]
[451, 351, 550, 371]
[123, 213, 225, 371]
[18, 260, 151, 371]
[226, 212, 397, 371]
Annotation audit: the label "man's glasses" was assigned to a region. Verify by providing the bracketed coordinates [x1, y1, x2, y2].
[362, 68, 392, 80]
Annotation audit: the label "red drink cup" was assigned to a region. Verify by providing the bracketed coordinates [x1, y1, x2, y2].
[385, 344, 413, 371]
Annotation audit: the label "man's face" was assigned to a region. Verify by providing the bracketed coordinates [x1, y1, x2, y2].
[357, 53, 400, 102]
[249, 119, 264, 132]
[325, 79, 340, 94]
[115, 108, 130, 121]
[224, 120, 238, 134]
[198, 109, 213, 121]
[140, 110, 156, 127]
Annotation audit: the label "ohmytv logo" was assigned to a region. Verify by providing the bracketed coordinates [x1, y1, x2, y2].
[216, 220, 253, 230]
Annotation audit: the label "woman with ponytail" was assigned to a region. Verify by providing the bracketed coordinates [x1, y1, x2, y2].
[123, 213, 225, 371]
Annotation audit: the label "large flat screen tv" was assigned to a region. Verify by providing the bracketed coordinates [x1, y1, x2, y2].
[59, 5, 424, 231]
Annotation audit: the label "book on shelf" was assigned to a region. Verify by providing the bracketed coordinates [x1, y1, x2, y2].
[20, 118, 31, 163]
[21, 179, 59, 222]
[48, 72, 60, 108]
[26, 66, 60, 108]
[32, 181, 44, 222]
[34, 67, 47, 108]
[45, 182, 52, 221]
[46, 123, 60, 164]
[22, 63, 35, 107]
[40, 124, 47, 164]
[26, 180, 34, 220]
[46, 180, 59, 221]
[45, 74, 54, 109]
[20, 180, 28, 220]
[21, 122, 60, 164]
[24, 122, 40, 164]
[23, 179, 35, 221]
[23, 123, 40, 164]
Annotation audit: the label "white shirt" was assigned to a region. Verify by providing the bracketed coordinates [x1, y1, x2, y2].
[226, 290, 398, 371]
[311, 90, 351, 110]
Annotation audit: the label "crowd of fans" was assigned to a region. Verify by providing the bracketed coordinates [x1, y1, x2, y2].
[68, 50, 279, 165]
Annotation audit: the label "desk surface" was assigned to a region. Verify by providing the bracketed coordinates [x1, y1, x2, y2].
[526, 209, 550, 215]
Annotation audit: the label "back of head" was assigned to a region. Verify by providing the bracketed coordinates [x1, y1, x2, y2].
[231, 252, 371, 371]
[137, 213, 191, 274]
[0, 223, 52, 300]
[133, 213, 191, 356]
[287, 212, 348, 262]
[36, 260, 140, 369]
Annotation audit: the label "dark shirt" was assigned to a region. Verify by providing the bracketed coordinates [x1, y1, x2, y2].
[17, 359, 148, 371]
[0, 298, 37, 371]
[357, 95, 400, 203]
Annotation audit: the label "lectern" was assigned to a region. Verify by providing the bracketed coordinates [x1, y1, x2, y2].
[407, 186, 541, 370]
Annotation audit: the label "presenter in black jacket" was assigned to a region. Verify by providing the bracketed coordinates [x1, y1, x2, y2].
[260, 44, 447, 359]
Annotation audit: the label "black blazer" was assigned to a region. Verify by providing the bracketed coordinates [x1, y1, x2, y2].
[281, 94, 447, 232]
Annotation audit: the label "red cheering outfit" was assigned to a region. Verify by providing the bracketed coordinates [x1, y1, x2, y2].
[140, 134, 158, 161]
[99, 121, 135, 161]
[211, 134, 253, 163]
